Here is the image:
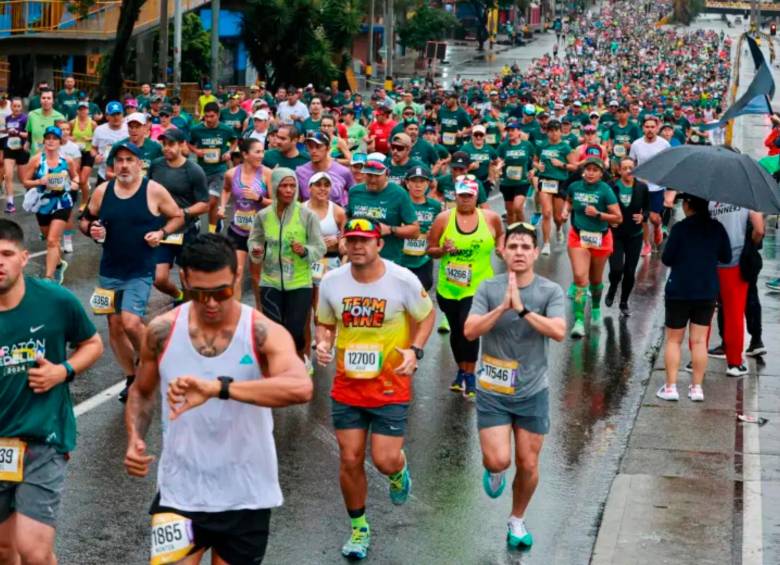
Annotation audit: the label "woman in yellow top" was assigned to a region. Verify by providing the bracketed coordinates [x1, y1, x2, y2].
[70, 101, 97, 204]
[428, 176, 503, 398]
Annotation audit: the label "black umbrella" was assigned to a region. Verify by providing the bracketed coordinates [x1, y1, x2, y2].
[632, 145, 780, 213]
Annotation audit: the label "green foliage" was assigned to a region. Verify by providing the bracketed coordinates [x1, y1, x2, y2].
[672, 0, 705, 25]
[398, 4, 460, 53]
[242, 0, 361, 89]
[164, 13, 212, 82]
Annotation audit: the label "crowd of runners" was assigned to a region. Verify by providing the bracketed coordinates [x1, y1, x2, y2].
[0, 0, 777, 563]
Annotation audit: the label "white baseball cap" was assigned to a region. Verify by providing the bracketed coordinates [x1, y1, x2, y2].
[253, 110, 270, 121]
[125, 112, 147, 125]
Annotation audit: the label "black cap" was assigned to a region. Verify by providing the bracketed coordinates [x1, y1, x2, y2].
[158, 128, 187, 142]
[451, 151, 471, 168]
[546, 119, 561, 130]
[405, 165, 432, 181]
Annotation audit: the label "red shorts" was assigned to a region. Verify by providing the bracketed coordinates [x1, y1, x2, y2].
[568, 227, 613, 257]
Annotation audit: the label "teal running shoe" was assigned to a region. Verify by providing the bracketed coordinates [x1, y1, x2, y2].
[389, 456, 411, 505]
[482, 469, 506, 499]
[53, 259, 69, 285]
[767, 277, 780, 291]
[341, 526, 370, 560]
[591, 307, 601, 324]
[507, 519, 533, 549]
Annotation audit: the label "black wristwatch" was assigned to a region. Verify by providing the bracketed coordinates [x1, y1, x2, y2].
[63, 361, 76, 383]
[517, 308, 531, 319]
[411, 346, 424, 360]
[217, 376, 234, 400]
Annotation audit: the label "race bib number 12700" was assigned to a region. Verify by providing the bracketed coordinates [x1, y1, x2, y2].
[150, 513, 194, 565]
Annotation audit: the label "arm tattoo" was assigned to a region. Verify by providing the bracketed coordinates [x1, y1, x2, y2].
[253, 318, 268, 349]
[147, 318, 173, 357]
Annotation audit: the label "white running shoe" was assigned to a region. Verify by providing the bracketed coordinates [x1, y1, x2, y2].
[726, 364, 748, 377]
[688, 384, 704, 402]
[656, 384, 679, 401]
[541, 242, 551, 256]
[62, 235, 74, 254]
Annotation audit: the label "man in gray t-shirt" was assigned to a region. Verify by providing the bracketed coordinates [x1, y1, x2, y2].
[463, 223, 565, 550]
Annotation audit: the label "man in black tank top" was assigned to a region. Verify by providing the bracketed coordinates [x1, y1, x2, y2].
[79, 141, 183, 402]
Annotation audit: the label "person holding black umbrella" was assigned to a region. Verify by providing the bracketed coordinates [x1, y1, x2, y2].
[658, 194, 731, 402]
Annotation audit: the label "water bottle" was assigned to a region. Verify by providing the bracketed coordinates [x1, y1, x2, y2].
[93, 220, 106, 244]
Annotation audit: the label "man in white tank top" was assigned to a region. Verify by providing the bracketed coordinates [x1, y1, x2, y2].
[124, 234, 312, 565]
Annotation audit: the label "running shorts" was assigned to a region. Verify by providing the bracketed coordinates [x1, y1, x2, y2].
[664, 299, 716, 329]
[568, 227, 613, 257]
[331, 400, 409, 437]
[648, 190, 664, 214]
[98, 275, 153, 317]
[476, 387, 550, 434]
[499, 182, 531, 202]
[3, 148, 29, 165]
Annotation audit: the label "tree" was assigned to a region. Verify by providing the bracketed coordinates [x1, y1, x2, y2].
[151, 13, 211, 82]
[242, 0, 361, 90]
[98, 0, 146, 102]
[398, 4, 460, 55]
[672, 0, 704, 25]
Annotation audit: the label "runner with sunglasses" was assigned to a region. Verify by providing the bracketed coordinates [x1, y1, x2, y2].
[403, 165, 442, 291]
[464, 222, 565, 550]
[564, 157, 622, 338]
[79, 141, 184, 402]
[125, 234, 312, 565]
[387, 133, 424, 186]
[296, 131, 354, 206]
[315, 218, 435, 561]
[428, 177, 504, 397]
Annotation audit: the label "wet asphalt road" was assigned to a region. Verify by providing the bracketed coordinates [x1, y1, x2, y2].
[7, 180, 668, 564]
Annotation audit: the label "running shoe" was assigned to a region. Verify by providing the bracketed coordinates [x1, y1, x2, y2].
[684, 361, 693, 373]
[541, 242, 551, 256]
[745, 342, 767, 357]
[726, 364, 748, 377]
[531, 212, 542, 226]
[53, 260, 69, 285]
[567, 282, 576, 299]
[4, 201, 15, 214]
[767, 278, 780, 291]
[449, 368, 465, 392]
[341, 526, 370, 560]
[591, 307, 601, 324]
[707, 345, 726, 359]
[463, 372, 477, 399]
[656, 384, 679, 401]
[482, 469, 506, 499]
[62, 234, 74, 254]
[688, 384, 704, 402]
[438, 316, 450, 333]
[507, 518, 533, 549]
[570, 320, 585, 338]
[604, 286, 616, 307]
[619, 302, 630, 317]
[118, 375, 135, 404]
[641, 242, 651, 257]
[389, 456, 411, 505]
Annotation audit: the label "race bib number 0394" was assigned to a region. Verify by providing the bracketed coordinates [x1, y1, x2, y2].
[150, 513, 194, 565]
[0, 438, 26, 483]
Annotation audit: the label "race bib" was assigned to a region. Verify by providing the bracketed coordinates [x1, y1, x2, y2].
[442, 132, 457, 145]
[6, 137, 21, 150]
[445, 263, 472, 287]
[150, 512, 194, 565]
[691, 134, 701, 143]
[479, 354, 518, 395]
[403, 236, 428, 256]
[344, 344, 383, 379]
[311, 258, 329, 281]
[89, 287, 116, 315]
[580, 230, 603, 248]
[619, 192, 631, 206]
[506, 165, 523, 181]
[161, 233, 184, 246]
[485, 133, 497, 145]
[0, 438, 26, 483]
[540, 179, 559, 194]
[233, 209, 256, 229]
[47, 171, 69, 192]
[203, 147, 220, 164]
[613, 144, 626, 157]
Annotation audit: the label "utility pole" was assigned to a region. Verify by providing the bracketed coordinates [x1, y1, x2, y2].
[159, 0, 169, 83]
[173, 0, 182, 94]
[367, 0, 374, 79]
[388, 0, 394, 80]
[210, 0, 220, 86]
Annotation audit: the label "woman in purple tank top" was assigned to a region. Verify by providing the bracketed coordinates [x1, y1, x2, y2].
[219, 138, 272, 305]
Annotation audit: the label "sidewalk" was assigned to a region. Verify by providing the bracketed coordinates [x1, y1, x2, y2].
[591, 22, 780, 565]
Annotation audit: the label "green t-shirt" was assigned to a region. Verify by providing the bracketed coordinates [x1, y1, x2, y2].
[137, 94, 152, 111]
[172, 112, 193, 135]
[435, 174, 488, 206]
[608, 122, 641, 159]
[56, 89, 80, 120]
[0, 277, 96, 453]
[219, 108, 248, 137]
[301, 117, 322, 135]
[188, 123, 236, 176]
[518, 119, 542, 145]
[388, 158, 425, 186]
[438, 106, 471, 151]
[484, 120, 503, 148]
[497, 139, 535, 186]
[460, 142, 498, 182]
[410, 139, 438, 167]
[263, 148, 311, 170]
[536, 141, 572, 181]
[109, 137, 163, 174]
[26, 108, 66, 153]
[346, 181, 419, 264]
[673, 116, 691, 143]
[568, 180, 618, 232]
[403, 197, 443, 268]
[563, 132, 580, 148]
[347, 123, 368, 150]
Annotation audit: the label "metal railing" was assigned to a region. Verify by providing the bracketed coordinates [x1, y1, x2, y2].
[0, 0, 209, 38]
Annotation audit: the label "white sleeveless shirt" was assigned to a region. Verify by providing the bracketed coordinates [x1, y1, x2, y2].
[157, 303, 283, 512]
[307, 200, 339, 237]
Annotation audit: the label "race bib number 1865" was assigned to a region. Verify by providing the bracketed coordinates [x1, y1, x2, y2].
[150, 513, 194, 565]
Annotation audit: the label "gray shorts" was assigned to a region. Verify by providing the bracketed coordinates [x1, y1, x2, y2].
[476, 387, 550, 435]
[331, 399, 409, 437]
[207, 173, 225, 198]
[0, 443, 67, 527]
[98, 275, 153, 318]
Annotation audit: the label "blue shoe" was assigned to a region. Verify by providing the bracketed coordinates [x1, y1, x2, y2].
[531, 212, 542, 226]
[389, 454, 411, 505]
[53, 260, 69, 285]
[767, 277, 780, 291]
[449, 368, 465, 392]
[482, 469, 506, 499]
[341, 526, 370, 560]
[463, 372, 476, 399]
[507, 519, 533, 549]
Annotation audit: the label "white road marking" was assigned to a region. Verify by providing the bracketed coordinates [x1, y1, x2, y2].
[741, 376, 763, 565]
[74, 380, 127, 417]
[29, 250, 47, 258]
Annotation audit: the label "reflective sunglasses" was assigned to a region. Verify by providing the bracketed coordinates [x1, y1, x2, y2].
[391, 144, 407, 151]
[185, 285, 235, 304]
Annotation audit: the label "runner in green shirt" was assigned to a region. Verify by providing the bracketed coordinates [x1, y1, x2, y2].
[401, 165, 442, 289]
[219, 96, 249, 137]
[607, 106, 641, 173]
[55, 77, 80, 120]
[26, 90, 65, 153]
[435, 152, 489, 208]
[404, 120, 437, 168]
[346, 153, 420, 265]
[460, 124, 499, 193]
[422, 126, 450, 175]
[439, 92, 472, 153]
[107, 112, 163, 176]
[534, 120, 572, 254]
[497, 120, 535, 224]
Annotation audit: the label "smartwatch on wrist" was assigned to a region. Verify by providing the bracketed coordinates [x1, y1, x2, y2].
[217, 376, 234, 400]
[517, 308, 531, 319]
[63, 361, 76, 383]
[410, 346, 424, 360]
[161, 227, 169, 238]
